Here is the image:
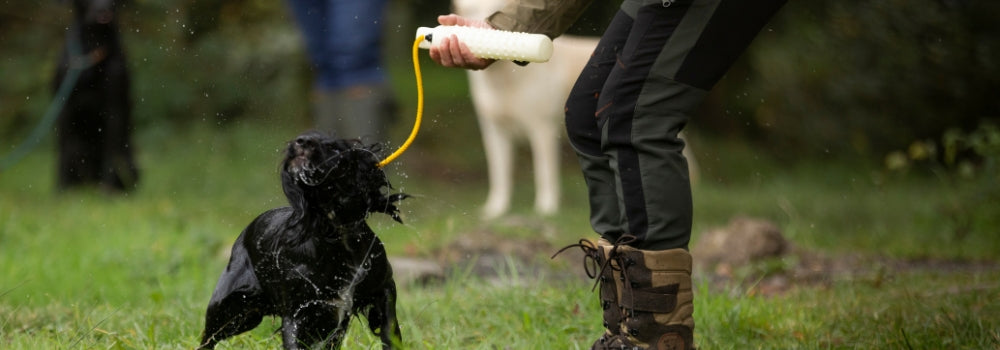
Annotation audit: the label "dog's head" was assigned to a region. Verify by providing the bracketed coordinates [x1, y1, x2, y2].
[281, 132, 406, 226]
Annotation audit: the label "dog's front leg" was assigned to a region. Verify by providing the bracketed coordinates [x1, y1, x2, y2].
[280, 317, 309, 350]
[366, 282, 402, 349]
[281, 307, 350, 350]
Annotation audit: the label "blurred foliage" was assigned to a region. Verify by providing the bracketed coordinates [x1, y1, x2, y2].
[0, 0, 309, 142]
[705, 0, 1000, 158]
[1, 0, 998, 161]
[880, 122, 999, 242]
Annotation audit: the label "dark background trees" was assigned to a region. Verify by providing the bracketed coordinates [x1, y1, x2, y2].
[2, 0, 997, 162]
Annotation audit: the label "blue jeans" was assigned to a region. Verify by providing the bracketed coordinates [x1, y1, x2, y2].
[286, 0, 387, 90]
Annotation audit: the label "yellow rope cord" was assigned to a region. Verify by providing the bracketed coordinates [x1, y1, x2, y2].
[378, 35, 425, 168]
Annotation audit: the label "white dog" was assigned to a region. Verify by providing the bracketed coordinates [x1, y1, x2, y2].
[454, 0, 597, 220]
[454, 0, 697, 220]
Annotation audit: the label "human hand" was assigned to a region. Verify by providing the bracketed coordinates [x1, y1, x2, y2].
[427, 14, 496, 70]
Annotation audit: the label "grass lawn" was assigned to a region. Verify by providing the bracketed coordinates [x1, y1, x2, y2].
[2, 64, 998, 349]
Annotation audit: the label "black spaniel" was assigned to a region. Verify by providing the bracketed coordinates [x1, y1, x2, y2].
[199, 132, 407, 349]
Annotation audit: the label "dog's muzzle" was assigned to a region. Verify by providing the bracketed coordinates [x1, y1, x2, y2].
[288, 147, 344, 187]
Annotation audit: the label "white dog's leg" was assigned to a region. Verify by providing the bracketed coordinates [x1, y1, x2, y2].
[528, 123, 560, 216]
[479, 118, 514, 220]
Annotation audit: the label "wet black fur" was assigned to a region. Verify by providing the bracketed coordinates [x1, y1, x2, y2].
[199, 132, 407, 349]
[55, 0, 138, 191]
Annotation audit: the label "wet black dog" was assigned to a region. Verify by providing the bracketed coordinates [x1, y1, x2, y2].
[199, 132, 407, 349]
[55, 0, 138, 192]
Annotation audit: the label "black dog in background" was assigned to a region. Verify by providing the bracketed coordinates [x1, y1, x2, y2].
[199, 132, 407, 349]
[54, 0, 138, 192]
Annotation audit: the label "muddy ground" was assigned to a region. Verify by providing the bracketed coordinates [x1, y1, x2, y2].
[391, 216, 999, 297]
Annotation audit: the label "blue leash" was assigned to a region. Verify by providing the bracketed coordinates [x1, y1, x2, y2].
[0, 24, 86, 172]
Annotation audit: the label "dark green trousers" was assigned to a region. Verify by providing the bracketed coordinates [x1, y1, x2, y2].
[565, 0, 785, 250]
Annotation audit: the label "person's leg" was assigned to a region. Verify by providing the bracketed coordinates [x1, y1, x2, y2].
[599, 0, 703, 253]
[325, 0, 386, 89]
[287, 0, 395, 141]
[563, 12, 639, 347]
[565, 10, 634, 244]
[564, 0, 785, 348]
[287, 0, 386, 90]
[286, 0, 333, 88]
[315, 0, 395, 142]
[287, 0, 344, 134]
[567, 4, 700, 348]
[614, 1, 787, 348]
[610, 0, 787, 252]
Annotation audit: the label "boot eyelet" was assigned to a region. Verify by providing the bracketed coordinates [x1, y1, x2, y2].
[629, 328, 639, 336]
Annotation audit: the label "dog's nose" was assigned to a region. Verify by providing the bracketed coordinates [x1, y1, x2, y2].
[293, 137, 314, 157]
[295, 137, 313, 148]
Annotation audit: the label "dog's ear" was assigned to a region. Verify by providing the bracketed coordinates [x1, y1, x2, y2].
[349, 145, 409, 223]
[281, 167, 309, 225]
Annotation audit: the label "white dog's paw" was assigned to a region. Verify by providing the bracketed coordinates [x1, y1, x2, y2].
[481, 200, 508, 220]
[534, 196, 558, 217]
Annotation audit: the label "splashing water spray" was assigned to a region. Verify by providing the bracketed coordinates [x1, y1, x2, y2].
[376, 25, 553, 168]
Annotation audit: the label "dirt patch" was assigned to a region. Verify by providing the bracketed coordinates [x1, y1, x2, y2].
[690, 216, 999, 296]
[390, 216, 590, 287]
[430, 217, 592, 285]
[391, 216, 999, 295]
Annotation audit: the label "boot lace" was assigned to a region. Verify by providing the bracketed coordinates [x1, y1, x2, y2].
[552, 235, 638, 291]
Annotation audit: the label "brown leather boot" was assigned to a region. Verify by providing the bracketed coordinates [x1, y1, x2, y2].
[556, 237, 695, 350]
[613, 245, 695, 350]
